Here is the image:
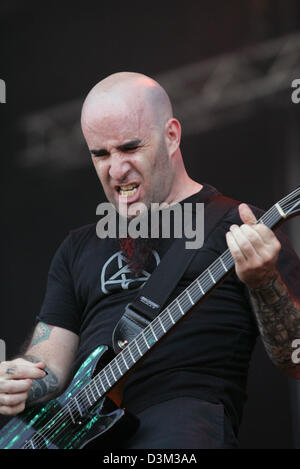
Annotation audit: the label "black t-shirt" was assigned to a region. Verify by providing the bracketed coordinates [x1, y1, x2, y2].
[37, 184, 300, 434]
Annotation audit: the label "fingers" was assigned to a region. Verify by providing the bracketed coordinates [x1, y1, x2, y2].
[227, 224, 271, 262]
[0, 376, 33, 416]
[238, 203, 257, 225]
[0, 378, 32, 394]
[0, 358, 47, 416]
[0, 391, 28, 407]
[0, 358, 46, 415]
[0, 360, 46, 380]
[0, 388, 31, 415]
[0, 401, 27, 416]
[226, 207, 281, 288]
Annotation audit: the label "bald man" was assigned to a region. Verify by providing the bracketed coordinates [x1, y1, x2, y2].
[0, 72, 300, 449]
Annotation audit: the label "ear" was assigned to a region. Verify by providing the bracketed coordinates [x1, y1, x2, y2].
[164, 118, 181, 156]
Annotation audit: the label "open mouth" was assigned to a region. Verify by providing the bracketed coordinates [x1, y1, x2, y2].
[117, 183, 139, 197]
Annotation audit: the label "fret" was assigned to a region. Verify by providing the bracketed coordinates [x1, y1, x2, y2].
[84, 388, 93, 406]
[29, 439, 35, 449]
[142, 332, 151, 349]
[159, 316, 166, 333]
[150, 323, 158, 341]
[197, 278, 205, 295]
[115, 357, 123, 375]
[167, 307, 175, 324]
[73, 396, 83, 416]
[66, 403, 76, 424]
[97, 376, 106, 393]
[89, 382, 98, 399]
[93, 380, 102, 398]
[220, 256, 228, 272]
[121, 351, 130, 370]
[103, 369, 112, 387]
[186, 290, 194, 305]
[134, 339, 142, 357]
[208, 268, 216, 284]
[109, 364, 117, 382]
[177, 299, 184, 315]
[275, 202, 286, 219]
[128, 346, 136, 363]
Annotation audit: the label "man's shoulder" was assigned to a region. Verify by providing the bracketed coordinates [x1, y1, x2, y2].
[56, 223, 98, 257]
[69, 222, 97, 238]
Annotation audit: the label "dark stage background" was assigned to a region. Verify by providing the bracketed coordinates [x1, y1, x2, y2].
[1, 0, 300, 448]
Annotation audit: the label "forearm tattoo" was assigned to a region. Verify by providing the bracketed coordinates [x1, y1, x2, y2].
[249, 275, 300, 371]
[23, 355, 59, 406]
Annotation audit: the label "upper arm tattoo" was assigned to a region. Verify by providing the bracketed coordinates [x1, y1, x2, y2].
[29, 322, 54, 347]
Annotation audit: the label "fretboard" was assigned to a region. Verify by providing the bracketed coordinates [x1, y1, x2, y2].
[68, 202, 282, 418]
[22, 186, 300, 448]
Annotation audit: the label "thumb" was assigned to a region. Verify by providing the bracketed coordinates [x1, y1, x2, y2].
[238, 203, 257, 225]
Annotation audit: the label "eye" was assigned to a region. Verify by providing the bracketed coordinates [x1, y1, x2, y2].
[120, 143, 141, 153]
[119, 140, 143, 153]
[123, 146, 140, 153]
[91, 150, 110, 158]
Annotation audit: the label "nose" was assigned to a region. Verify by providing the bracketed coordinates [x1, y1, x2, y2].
[108, 153, 131, 182]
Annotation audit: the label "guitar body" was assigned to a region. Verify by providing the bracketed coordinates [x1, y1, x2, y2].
[0, 346, 139, 449]
[0, 187, 298, 449]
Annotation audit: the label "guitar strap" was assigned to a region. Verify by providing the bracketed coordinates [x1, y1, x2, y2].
[112, 193, 239, 353]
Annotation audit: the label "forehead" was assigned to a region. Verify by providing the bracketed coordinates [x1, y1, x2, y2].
[82, 96, 154, 147]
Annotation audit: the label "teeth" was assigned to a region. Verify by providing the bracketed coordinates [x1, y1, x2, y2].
[118, 183, 139, 197]
[119, 187, 138, 197]
[119, 184, 137, 190]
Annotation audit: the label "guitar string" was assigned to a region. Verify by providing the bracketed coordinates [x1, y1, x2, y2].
[24, 195, 299, 449]
[22, 201, 291, 449]
[22, 248, 236, 448]
[22, 193, 299, 448]
[22, 204, 285, 448]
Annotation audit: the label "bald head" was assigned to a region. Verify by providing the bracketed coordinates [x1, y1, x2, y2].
[80, 72, 200, 215]
[81, 72, 173, 134]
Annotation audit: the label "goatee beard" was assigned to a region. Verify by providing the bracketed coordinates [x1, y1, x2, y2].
[119, 236, 159, 276]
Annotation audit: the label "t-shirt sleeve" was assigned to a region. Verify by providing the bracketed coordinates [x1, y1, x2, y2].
[37, 234, 81, 335]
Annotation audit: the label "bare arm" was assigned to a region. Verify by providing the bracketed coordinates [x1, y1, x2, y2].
[249, 273, 300, 377]
[0, 322, 79, 415]
[226, 203, 300, 378]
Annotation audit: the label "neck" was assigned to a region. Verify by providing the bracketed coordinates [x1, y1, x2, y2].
[164, 150, 203, 205]
[165, 174, 203, 206]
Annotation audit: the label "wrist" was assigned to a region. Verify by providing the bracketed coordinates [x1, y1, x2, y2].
[249, 273, 285, 306]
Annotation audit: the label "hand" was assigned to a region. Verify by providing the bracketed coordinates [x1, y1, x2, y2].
[0, 358, 46, 415]
[225, 203, 281, 289]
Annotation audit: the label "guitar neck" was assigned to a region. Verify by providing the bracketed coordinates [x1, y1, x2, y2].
[72, 201, 284, 412]
[18, 186, 299, 449]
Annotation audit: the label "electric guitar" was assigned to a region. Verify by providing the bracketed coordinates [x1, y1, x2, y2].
[0, 187, 299, 449]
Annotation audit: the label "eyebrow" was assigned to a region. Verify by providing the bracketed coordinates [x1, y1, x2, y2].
[90, 139, 142, 156]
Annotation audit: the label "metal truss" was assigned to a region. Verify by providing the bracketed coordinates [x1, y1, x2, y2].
[17, 32, 300, 169]
[158, 31, 300, 135]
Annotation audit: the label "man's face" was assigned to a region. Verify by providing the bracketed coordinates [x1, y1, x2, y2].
[83, 104, 173, 218]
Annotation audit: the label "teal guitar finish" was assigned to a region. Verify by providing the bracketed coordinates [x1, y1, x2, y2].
[0, 346, 138, 449]
[0, 187, 299, 449]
